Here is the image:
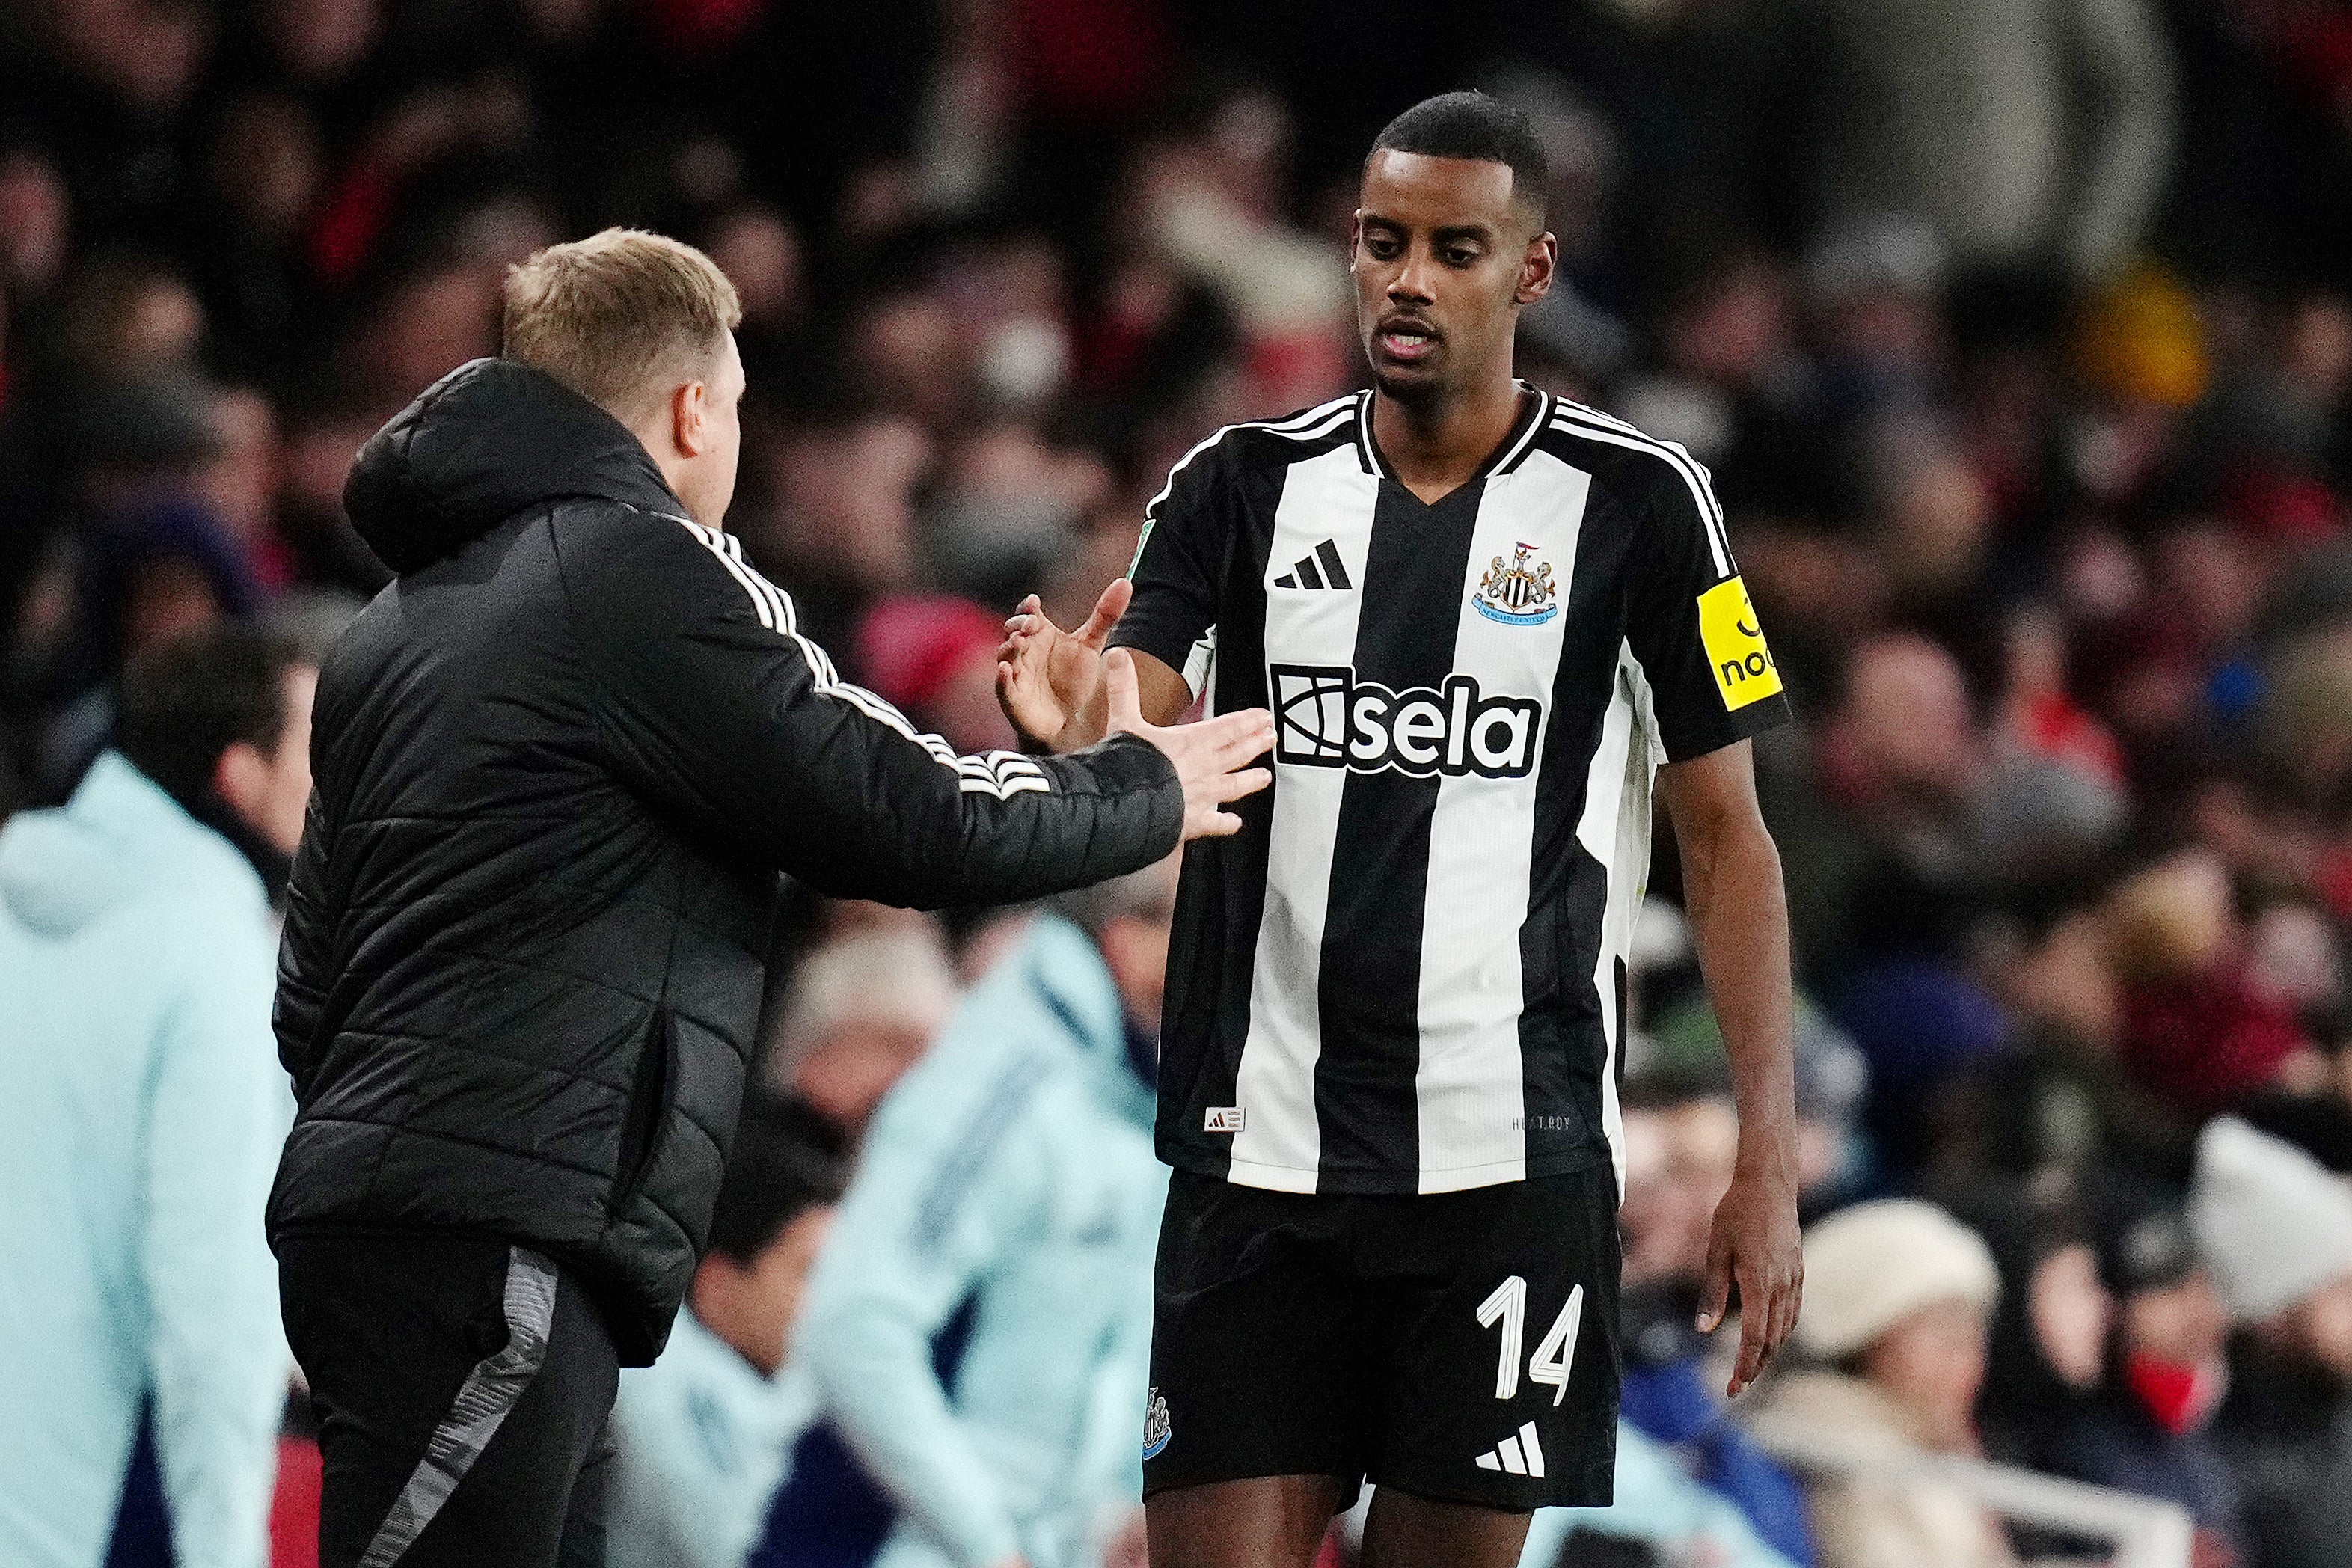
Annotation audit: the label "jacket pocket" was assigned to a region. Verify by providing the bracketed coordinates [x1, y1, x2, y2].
[610, 1006, 676, 1216]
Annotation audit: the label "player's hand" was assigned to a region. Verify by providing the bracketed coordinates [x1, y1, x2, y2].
[996, 580, 1127, 751]
[1698, 1161, 1802, 1398]
[1103, 647, 1270, 839]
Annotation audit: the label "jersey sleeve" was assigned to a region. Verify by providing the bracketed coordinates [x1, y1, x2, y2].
[1110, 436, 1228, 692]
[1622, 454, 1792, 762]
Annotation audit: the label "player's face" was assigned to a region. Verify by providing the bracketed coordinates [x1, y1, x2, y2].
[1352, 150, 1552, 408]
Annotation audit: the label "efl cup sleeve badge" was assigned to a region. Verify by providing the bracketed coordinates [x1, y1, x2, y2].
[1474, 542, 1559, 627]
[1142, 1387, 1172, 1460]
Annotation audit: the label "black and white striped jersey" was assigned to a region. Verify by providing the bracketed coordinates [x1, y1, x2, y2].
[1112, 384, 1790, 1197]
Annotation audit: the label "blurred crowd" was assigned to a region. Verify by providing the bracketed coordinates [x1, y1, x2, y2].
[10, 0, 2352, 1567]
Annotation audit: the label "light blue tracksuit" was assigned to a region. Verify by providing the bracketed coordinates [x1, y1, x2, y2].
[0, 753, 293, 1568]
[797, 916, 1166, 1568]
[1519, 1421, 1800, 1568]
[611, 1308, 821, 1568]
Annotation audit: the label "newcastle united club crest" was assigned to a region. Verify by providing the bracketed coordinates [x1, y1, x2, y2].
[1474, 542, 1558, 627]
[1142, 1387, 1172, 1460]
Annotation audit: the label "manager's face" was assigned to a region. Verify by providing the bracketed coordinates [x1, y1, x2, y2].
[686, 328, 747, 527]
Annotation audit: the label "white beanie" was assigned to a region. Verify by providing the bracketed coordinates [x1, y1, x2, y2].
[1795, 1199, 2000, 1360]
[2188, 1117, 2352, 1323]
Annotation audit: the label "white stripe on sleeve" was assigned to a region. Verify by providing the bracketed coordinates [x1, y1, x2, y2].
[669, 516, 1049, 799]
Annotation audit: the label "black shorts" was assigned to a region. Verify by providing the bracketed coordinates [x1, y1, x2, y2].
[1142, 1163, 1622, 1513]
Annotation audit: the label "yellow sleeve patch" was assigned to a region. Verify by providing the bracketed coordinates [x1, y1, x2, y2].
[1697, 575, 1783, 710]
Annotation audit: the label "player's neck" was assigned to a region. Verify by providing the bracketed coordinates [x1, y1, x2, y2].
[1371, 372, 1527, 505]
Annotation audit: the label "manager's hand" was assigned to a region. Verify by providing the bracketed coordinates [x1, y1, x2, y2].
[1103, 646, 1271, 840]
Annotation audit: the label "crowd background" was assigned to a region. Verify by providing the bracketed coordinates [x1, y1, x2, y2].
[10, 0, 2352, 1566]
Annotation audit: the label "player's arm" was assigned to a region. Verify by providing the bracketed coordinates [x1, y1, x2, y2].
[1622, 453, 1801, 1400]
[1657, 743, 1801, 1399]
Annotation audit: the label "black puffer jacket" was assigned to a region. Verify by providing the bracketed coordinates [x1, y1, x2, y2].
[268, 359, 1181, 1363]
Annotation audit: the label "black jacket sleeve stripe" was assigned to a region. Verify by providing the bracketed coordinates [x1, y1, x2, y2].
[673, 514, 1048, 799]
[569, 508, 1180, 908]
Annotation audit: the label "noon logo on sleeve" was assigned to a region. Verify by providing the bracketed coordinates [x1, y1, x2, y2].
[1696, 575, 1781, 710]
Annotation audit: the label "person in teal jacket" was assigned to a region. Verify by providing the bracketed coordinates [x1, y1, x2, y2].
[794, 861, 1180, 1568]
[0, 625, 314, 1568]
[611, 1096, 846, 1568]
[1516, 1422, 1801, 1568]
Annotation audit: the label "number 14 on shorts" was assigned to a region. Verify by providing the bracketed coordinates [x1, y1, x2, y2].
[1476, 1276, 1584, 1405]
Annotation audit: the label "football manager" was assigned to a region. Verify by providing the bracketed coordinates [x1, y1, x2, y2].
[268, 227, 1273, 1568]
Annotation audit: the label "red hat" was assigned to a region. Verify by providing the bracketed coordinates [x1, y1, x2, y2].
[854, 594, 1004, 714]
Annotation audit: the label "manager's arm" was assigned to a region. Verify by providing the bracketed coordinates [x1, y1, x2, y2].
[566, 515, 1266, 908]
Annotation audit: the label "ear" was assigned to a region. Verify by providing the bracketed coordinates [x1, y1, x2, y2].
[671, 378, 710, 459]
[688, 1252, 738, 1318]
[1516, 231, 1558, 309]
[213, 739, 268, 821]
[1347, 211, 1365, 260]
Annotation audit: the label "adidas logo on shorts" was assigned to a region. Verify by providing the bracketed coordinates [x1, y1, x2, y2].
[1473, 1421, 1546, 1477]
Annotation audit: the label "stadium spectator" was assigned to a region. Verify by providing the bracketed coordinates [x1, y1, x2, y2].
[610, 1096, 848, 1568]
[1748, 1200, 2013, 1568]
[1970, 1196, 2113, 1473]
[2036, 1183, 2246, 1562]
[0, 623, 313, 1568]
[1806, 0, 2174, 281]
[854, 595, 1023, 756]
[1599, 1091, 1819, 1564]
[785, 858, 1180, 1568]
[762, 925, 964, 1146]
[1516, 1422, 1800, 1568]
[2193, 1118, 2352, 1568]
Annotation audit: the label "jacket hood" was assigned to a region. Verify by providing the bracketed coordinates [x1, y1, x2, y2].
[344, 358, 687, 575]
[0, 753, 260, 935]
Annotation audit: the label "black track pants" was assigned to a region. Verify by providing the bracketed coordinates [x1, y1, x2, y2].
[279, 1231, 619, 1568]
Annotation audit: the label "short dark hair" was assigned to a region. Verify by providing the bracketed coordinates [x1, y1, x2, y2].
[705, 1094, 848, 1265]
[1369, 91, 1549, 226]
[114, 623, 305, 807]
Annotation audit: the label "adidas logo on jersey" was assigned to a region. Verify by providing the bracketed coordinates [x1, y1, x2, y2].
[1272, 539, 1353, 592]
[1474, 1421, 1547, 1477]
[1271, 664, 1543, 780]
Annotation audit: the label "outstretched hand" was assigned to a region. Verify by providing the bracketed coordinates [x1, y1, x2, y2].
[1101, 648, 1270, 840]
[996, 579, 1128, 752]
[1699, 1163, 1803, 1398]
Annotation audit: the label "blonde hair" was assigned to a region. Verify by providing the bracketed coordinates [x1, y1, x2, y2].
[502, 227, 742, 426]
